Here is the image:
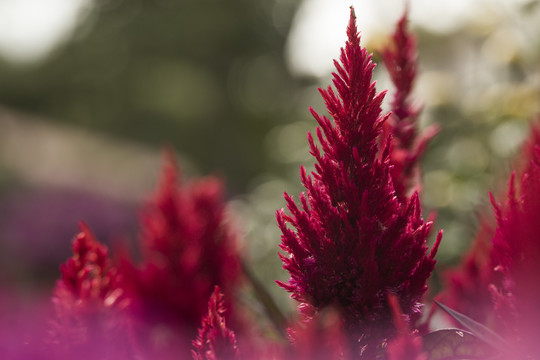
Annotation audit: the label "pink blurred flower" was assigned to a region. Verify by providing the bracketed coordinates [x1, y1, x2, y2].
[386, 294, 427, 360]
[489, 124, 540, 356]
[438, 218, 499, 326]
[119, 152, 242, 354]
[277, 7, 441, 358]
[287, 306, 350, 360]
[50, 222, 134, 359]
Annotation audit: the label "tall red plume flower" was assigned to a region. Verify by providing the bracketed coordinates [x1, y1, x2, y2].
[439, 122, 540, 329]
[276, 7, 441, 358]
[192, 286, 238, 360]
[382, 9, 439, 201]
[489, 122, 540, 356]
[51, 222, 133, 358]
[120, 151, 242, 352]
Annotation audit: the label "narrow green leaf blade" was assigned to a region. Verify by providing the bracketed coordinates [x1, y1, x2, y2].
[433, 300, 508, 350]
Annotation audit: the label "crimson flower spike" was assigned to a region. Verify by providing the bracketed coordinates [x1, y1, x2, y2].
[192, 286, 238, 360]
[118, 151, 242, 354]
[51, 222, 132, 358]
[276, 7, 442, 358]
[382, 8, 439, 201]
[489, 122, 540, 357]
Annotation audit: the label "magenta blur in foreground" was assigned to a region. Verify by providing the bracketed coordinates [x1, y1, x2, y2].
[5, 5, 540, 360]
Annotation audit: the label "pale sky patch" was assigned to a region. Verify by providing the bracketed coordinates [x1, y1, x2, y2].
[0, 0, 90, 63]
[285, 0, 525, 78]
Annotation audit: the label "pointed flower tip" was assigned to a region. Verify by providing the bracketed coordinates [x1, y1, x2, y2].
[193, 285, 238, 360]
[77, 220, 92, 234]
[430, 230, 443, 259]
[349, 5, 356, 20]
[347, 6, 360, 44]
[277, 3, 437, 355]
[387, 293, 407, 335]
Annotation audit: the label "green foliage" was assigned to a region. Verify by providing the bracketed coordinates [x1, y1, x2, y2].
[0, 0, 303, 193]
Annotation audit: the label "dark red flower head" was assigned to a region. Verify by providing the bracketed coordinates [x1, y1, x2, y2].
[277, 7, 441, 358]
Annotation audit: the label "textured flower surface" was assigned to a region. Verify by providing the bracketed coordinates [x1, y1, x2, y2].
[277, 7, 441, 358]
[382, 10, 438, 202]
[119, 152, 242, 353]
[489, 123, 540, 356]
[51, 222, 132, 359]
[192, 286, 238, 360]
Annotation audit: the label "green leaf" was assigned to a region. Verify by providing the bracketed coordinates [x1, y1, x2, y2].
[433, 300, 508, 351]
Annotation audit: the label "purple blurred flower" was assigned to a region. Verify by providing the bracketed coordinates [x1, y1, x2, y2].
[276, 7, 441, 357]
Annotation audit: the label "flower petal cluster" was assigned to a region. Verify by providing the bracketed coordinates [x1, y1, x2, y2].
[277, 7, 441, 357]
[51, 222, 132, 358]
[119, 152, 242, 350]
[489, 123, 540, 355]
[382, 10, 439, 201]
[192, 286, 238, 360]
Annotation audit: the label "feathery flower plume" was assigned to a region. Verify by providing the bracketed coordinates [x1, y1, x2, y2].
[489, 122, 540, 356]
[439, 123, 540, 328]
[382, 9, 439, 201]
[192, 286, 238, 360]
[51, 222, 132, 358]
[119, 151, 242, 352]
[276, 7, 441, 358]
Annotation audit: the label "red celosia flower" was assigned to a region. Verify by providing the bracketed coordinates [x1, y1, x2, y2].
[276, 7, 441, 358]
[119, 152, 242, 352]
[51, 222, 133, 358]
[489, 124, 540, 356]
[440, 123, 540, 330]
[192, 286, 238, 360]
[382, 9, 439, 202]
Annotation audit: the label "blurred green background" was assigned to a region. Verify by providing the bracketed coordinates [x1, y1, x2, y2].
[1, 0, 540, 313]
